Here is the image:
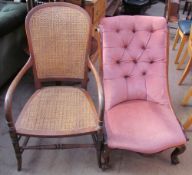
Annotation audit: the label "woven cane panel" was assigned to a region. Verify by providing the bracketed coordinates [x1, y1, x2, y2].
[15, 87, 99, 136]
[28, 6, 90, 79]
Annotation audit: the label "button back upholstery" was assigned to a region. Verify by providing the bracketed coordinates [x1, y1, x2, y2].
[99, 16, 186, 154]
[100, 16, 168, 110]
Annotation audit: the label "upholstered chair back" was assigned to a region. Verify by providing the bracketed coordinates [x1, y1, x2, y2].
[25, 3, 91, 80]
[99, 16, 169, 110]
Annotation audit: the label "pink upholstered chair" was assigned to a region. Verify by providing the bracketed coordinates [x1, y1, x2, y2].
[99, 16, 187, 167]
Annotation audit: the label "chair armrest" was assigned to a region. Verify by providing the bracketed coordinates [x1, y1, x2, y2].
[4, 58, 33, 129]
[88, 58, 104, 126]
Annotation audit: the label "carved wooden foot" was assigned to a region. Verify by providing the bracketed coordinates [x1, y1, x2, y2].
[171, 145, 186, 165]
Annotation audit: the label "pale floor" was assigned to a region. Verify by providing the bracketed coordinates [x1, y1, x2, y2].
[1, 2, 192, 175]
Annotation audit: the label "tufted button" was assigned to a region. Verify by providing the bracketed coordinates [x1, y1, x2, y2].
[133, 59, 137, 64]
[124, 75, 129, 79]
[124, 44, 128, 49]
[132, 28, 136, 33]
[116, 29, 120, 33]
[142, 71, 146, 76]
[150, 28, 153, 33]
[116, 60, 120, 64]
[141, 45, 146, 50]
[150, 60, 154, 64]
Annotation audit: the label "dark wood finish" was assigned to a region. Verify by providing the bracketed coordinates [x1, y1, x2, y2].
[4, 58, 33, 171]
[5, 3, 104, 171]
[88, 58, 104, 124]
[22, 143, 95, 150]
[171, 145, 186, 164]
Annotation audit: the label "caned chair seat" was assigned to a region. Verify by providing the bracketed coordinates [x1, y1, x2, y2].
[15, 87, 99, 136]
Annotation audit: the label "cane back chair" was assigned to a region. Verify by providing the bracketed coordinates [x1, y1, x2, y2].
[99, 15, 187, 167]
[4, 2, 105, 171]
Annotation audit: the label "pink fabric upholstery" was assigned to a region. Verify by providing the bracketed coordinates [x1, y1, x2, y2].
[99, 16, 186, 153]
[105, 101, 186, 153]
[100, 16, 168, 110]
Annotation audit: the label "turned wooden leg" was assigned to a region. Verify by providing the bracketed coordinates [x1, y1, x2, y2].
[177, 48, 188, 70]
[10, 132, 22, 171]
[172, 28, 180, 50]
[182, 87, 192, 106]
[178, 56, 192, 85]
[183, 116, 192, 129]
[175, 36, 188, 64]
[171, 145, 186, 165]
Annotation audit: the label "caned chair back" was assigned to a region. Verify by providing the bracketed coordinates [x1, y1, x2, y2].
[25, 2, 91, 81]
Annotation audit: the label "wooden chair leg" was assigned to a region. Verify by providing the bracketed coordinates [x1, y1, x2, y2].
[100, 144, 110, 170]
[94, 130, 107, 169]
[94, 130, 110, 171]
[10, 132, 22, 171]
[183, 115, 192, 129]
[171, 145, 186, 165]
[178, 56, 192, 85]
[182, 87, 192, 106]
[172, 28, 180, 50]
[177, 48, 188, 70]
[175, 36, 188, 64]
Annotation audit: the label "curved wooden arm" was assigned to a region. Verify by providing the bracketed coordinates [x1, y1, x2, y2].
[4, 58, 33, 129]
[88, 58, 104, 126]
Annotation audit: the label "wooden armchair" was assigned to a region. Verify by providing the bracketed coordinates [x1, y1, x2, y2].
[4, 2, 105, 171]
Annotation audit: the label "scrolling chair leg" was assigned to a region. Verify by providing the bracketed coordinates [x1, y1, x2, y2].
[171, 145, 186, 165]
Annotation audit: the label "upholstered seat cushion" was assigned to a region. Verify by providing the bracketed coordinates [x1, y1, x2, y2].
[105, 100, 186, 153]
[15, 87, 99, 136]
[178, 20, 192, 35]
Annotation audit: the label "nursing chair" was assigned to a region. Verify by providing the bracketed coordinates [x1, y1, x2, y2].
[173, 20, 191, 65]
[99, 15, 187, 167]
[4, 2, 105, 171]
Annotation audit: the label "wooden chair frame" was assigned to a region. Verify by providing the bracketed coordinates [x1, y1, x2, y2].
[4, 3, 105, 171]
[182, 87, 192, 129]
[98, 27, 186, 169]
[178, 27, 192, 85]
[172, 28, 189, 65]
